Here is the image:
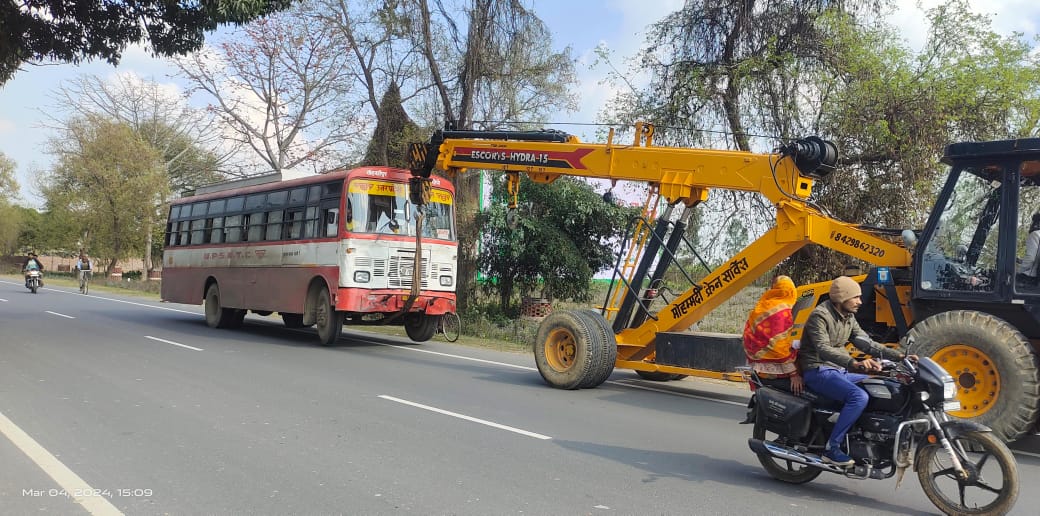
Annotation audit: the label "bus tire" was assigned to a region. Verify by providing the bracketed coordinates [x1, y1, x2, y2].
[282, 313, 307, 328]
[573, 310, 617, 388]
[205, 284, 239, 329]
[534, 310, 603, 390]
[906, 310, 1040, 442]
[404, 313, 437, 342]
[314, 288, 344, 346]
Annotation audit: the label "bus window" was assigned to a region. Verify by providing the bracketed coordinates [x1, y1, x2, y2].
[191, 202, 207, 217]
[245, 193, 266, 211]
[322, 207, 339, 237]
[268, 190, 288, 207]
[190, 219, 205, 244]
[226, 196, 245, 212]
[308, 185, 321, 201]
[169, 205, 181, 220]
[266, 210, 284, 241]
[322, 182, 342, 198]
[208, 199, 225, 215]
[206, 217, 224, 244]
[286, 209, 304, 239]
[303, 206, 319, 238]
[289, 187, 307, 205]
[225, 214, 242, 243]
[246, 213, 265, 242]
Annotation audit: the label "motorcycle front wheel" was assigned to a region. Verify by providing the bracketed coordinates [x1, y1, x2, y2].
[917, 430, 1018, 516]
[752, 417, 822, 484]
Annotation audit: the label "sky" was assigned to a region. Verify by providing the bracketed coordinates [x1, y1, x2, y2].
[1, 0, 1038, 208]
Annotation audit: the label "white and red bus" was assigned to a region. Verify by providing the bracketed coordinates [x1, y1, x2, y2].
[161, 167, 457, 345]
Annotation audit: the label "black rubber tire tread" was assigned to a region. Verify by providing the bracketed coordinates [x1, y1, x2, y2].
[404, 313, 438, 342]
[573, 310, 617, 388]
[440, 312, 461, 342]
[916, 430, 1019, 516]
[227, 309, 246, 329]
[906, 310, 1040, 442]
[315, 288, 344, 346]
[635, 371, 686, 381]
[751, 416, 822, 484]
[282, 313, 306, 328]
[204, 284, 237, 329]
[534, 310, 599, 390]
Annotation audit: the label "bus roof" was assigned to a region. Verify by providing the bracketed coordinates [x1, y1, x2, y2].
[173, 166, 454, 205]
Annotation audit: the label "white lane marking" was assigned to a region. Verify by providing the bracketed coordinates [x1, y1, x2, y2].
[0, 280, 198, 314]
[380, 344, 536, 371]
[0, 298, 7, 302]
[0, 410, 124, 516]
[45, 311, 76, 319]
[607, 379, 748, 406]
[379, 395, 552, 440]
[145, 335, 203, 351]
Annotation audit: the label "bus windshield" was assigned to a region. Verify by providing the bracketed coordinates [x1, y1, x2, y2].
[347, 179, 455, 240]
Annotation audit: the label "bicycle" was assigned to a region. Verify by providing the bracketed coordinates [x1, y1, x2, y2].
[438, 311, 460, 342]
[79, 269, 92, 295]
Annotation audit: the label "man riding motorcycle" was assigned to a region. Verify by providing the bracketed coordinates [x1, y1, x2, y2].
[22, 252, 44, 288]
[797, 275, 916, 467]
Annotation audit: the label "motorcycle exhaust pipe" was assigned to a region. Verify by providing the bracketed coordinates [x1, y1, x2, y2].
[748, 438, 847, 474]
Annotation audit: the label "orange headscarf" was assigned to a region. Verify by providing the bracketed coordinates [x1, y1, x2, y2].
[743, 275, 798, 374]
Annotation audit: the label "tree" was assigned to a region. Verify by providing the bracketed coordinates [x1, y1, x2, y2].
[360, 83, 423, 169]
[0, 152, 20, 254]
[42, 118, 169, 271]
[409, 0, 578, 311]
[0, 1, 294, 85]
[607, 0, 1040, 283]
[176, 5, 364, 175]
[50, 72, 226, 270]
[478, 175, 638, 312]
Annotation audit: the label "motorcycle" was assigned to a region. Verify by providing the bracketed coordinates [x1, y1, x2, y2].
[25, 269, 41, 294]
[743, 356, 1019, 515]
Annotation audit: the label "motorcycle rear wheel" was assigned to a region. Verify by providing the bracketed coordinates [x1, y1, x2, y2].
[916, 430, 1018, 516]
[752, 417, 822, 484]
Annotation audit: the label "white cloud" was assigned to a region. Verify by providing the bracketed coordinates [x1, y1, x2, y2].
[0, 118, 14, 135]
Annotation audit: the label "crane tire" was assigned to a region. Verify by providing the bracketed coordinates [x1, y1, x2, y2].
[534, 310, 605, 390]
[906, 310, 1040, 442]
[573, 310, 617, 388]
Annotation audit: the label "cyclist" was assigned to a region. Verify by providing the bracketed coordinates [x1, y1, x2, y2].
[22, 252, 44, 288]
[75, 252, 94, 293]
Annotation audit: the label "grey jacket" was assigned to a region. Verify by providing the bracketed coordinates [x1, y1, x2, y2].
[796, 301, 903, 372]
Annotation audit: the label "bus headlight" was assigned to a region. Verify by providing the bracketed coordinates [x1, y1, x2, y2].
[439, 275, 453, 287]
[354, 271, 371, 283]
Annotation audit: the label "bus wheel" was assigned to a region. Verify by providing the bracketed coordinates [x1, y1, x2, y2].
[906, 310, 1040, 442]
[282, 313, 307, 328]
[314, 288, 344, 346]
[205, 284, 239, 329]
[404, 313, 437, 342]
[534, 310, 606, 390]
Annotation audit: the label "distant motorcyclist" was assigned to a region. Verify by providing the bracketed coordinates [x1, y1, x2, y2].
[797, 276, 916, 467]
[75, 252, 94, 293]
[22, 252, 44, 288]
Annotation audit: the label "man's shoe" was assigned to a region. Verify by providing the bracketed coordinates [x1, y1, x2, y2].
[823, 448, 855, 467]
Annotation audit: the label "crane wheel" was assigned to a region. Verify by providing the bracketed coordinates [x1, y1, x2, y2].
[905, 310, 1040, 442]
[534, 310, 610, 389]
[573, 310, 617, 388]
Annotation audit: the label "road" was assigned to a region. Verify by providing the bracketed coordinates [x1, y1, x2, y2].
[1, 279, 1038, 515]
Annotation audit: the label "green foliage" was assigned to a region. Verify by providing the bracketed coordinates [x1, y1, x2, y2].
[360, 83, 422, 168]
[477, 175, 639, 311]
[42, 117, 169, 267]
[0, 1, 293, 85]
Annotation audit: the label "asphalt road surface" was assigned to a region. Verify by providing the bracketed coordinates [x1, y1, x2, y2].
[2, 279, 1039, 515]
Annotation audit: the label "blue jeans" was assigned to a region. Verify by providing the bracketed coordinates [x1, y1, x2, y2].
[803, 367, 868, 451]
